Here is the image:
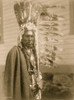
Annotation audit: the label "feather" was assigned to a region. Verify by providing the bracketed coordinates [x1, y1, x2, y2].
[20, 1, 24, 12]
[14, 1, 31, 26]
[14, 2, 22, 26]
[47, 58, 53, 64]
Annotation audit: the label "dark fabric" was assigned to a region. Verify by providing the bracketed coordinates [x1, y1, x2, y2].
[4, 46, 31, 100]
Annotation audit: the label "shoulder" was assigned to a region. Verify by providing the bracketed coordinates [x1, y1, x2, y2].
[9, 46, 18, 52]
[7, 46, 19, 56]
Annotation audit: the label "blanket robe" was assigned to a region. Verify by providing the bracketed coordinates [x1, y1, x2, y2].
[4, 46, 34, 100]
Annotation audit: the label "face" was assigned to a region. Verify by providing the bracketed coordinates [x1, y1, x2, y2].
[21, 31, 35, 48]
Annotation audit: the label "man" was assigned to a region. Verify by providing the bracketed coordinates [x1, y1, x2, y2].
[4, 28, 41, 100]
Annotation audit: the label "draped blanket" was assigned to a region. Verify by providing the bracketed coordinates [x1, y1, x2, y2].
[4, 46, 30, 100]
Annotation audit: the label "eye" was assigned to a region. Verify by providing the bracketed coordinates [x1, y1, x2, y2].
[31, 36, 34, 38]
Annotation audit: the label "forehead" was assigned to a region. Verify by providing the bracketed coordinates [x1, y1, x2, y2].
[24, 31, 34, 36]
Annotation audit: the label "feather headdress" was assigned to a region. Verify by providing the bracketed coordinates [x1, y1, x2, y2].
[14, 0, 42, 32]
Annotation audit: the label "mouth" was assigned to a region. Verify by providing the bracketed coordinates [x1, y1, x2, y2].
[27, 43, 33, 46]
[27, 41, 33, 45]
[22, 41, 34, 48]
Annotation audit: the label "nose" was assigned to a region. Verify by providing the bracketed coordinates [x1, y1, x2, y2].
[28, 36, 33, 41]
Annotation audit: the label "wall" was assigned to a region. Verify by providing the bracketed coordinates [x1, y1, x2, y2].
[0, 0, 19, 67]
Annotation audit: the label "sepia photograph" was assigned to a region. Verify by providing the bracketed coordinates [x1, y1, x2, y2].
[0, 0, 74, 100]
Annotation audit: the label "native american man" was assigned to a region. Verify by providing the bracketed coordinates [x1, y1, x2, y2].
[4, 28, 42, 100]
